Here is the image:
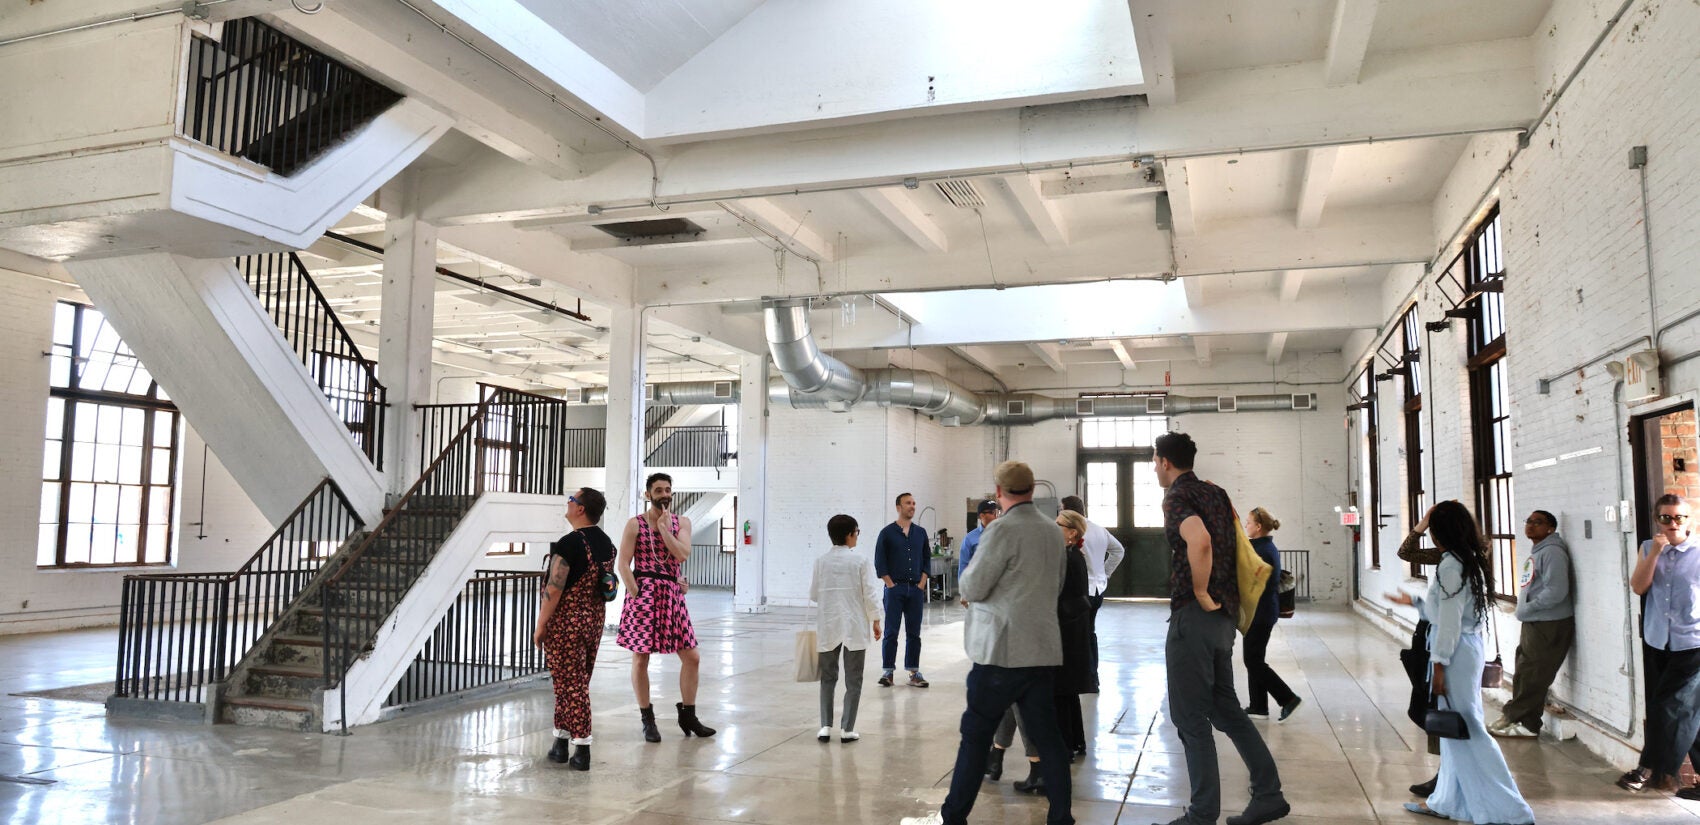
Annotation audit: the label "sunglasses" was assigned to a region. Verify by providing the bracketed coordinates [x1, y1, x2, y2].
[568, 495, 580, 505]
[1659, 514, 1689, 525]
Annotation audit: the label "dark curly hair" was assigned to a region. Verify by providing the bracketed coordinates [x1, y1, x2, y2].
[1428, 500, 1494, 623]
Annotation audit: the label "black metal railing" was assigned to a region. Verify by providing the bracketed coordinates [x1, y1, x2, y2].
[1280, 549, 1312, 601]
[418, 402, 479, 470]
[237, 252, 387, 469]
[646, 426, 730, 467]
[417, 390, 570, 491]
[385, 570, 548, 708]
[182, 17, 401, 176]
[562, 427, 606, 468]
[682, 545, 735, 589]
[322, 386, 567, 732]
[114, 480, 361, 704]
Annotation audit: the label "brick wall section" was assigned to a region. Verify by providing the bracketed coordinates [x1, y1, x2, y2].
[1660, 410, 1699, 498]
[1352, 0, 1700, 751]
[0, 269, 273, 634]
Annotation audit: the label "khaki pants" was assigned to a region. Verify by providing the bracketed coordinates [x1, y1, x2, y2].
[1502, 617, 1574, 732]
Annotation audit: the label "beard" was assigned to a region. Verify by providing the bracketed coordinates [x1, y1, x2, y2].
[652, 496, 673, 510]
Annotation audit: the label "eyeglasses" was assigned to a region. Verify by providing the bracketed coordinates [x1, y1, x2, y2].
[1523, 518, 1545, 525]
[853, 528, 861, 536]
[1659, 514, 1690, 525]
[568, 495, 579, 505]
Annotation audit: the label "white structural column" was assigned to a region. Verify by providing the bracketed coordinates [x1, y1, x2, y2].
[733, 352, 770, 613]
[603, 304, 648, 527]
[378, 178, 439, 493]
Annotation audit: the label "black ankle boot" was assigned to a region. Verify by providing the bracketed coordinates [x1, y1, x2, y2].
[984, 746, 1006, 781]
[677, 702, 717, 737]
[1410, 774, 1438, 796]
[640, 705, 662, 743]
[547, 737, 572, 763]
[1013, 761, 1045, 794]
[567, 743, 590, 771]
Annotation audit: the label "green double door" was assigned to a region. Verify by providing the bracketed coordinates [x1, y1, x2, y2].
[1079, 453, 1170, 598]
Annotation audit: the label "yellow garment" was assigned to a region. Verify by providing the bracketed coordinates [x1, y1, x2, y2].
[1235, 518, 1272, 633]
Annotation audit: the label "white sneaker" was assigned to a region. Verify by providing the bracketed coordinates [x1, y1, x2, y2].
[900, 813, 945, 825]
[841, 730, 860, 742]
[1489, 720, 1537, 738]
[817, 726, 832, 741]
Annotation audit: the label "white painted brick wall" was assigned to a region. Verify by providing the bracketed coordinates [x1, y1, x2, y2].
[0, 269, 275, 634]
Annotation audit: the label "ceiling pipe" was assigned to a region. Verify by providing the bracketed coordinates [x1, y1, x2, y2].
[568, 381, 740, 406]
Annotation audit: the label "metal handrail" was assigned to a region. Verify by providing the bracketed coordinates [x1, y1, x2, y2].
[385, 570, 549, 708]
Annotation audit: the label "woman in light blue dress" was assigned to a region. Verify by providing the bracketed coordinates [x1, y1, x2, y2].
[1389, 501, 1535, 825]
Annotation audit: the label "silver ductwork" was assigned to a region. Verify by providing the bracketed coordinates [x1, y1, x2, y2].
[570, 381, 740, 406]
[761, 302, 1316, 425]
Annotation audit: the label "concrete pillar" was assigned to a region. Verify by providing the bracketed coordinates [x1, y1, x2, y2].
[603, 303, 647, 526]
[378, 177, 437, 493]
[733, 352, 770, 612]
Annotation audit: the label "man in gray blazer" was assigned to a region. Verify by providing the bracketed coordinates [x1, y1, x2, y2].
[904, 460, 1074, 825]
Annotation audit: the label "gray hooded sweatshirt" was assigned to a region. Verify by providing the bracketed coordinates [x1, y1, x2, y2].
[1515, 532, 1574, 622]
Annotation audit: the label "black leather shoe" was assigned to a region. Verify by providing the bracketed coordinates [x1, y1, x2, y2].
[984, 746, 1006, 781]
[547, 737, 572, 763]
[1225, 797, 1290, 825]
[567, 744, 590, 771]
[1013, 762, 1045, 794]
[1409, 775, 1438, 797]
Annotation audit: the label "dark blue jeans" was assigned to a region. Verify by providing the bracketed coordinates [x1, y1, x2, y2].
[881, 582, 925, 671]
[941, 664, 1073, 825]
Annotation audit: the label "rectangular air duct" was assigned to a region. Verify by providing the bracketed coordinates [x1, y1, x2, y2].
[1217, 396, 1238, 413]
[713, 381, 734, 400]
[1292, 393, 1313, 411]
[1076, 398, 1095, 416]
[1006, 399, 1027, 417]
[1146, 396, 1166, 415]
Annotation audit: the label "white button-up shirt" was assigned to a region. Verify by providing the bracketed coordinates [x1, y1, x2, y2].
[811, 545, 883, 652]
[1081, 519, 1126, 596]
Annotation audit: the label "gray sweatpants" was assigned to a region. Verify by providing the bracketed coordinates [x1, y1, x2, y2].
[820, 645, 866, 729]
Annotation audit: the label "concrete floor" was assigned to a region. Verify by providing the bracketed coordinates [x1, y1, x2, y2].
[1, 594, 1695, 824]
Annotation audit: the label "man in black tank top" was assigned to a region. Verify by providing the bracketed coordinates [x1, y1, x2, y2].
[534, 487, 615, 770]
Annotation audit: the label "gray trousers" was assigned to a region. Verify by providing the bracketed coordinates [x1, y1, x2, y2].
[1166, 601, 1284, 823]
[993, 706, 1035, 757]
[820, 645, 866, 729]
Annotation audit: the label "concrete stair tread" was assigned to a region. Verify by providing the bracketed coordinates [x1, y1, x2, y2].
[224, 696, 314, 712]
[248, 664, 324, 678]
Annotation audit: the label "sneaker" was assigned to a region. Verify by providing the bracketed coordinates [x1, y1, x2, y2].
[908, 672, 930, 688]
[1277, 697, 1303, 723]
[1617, 767, 1653, 792]
[900, 813, 945, 825]
[1489, 720, 1537, 738]
[817, 726, 832, 742]
[878, 671, 894, 687]
[841, 730, 860, 742]
[1244, 707, 1270, 720]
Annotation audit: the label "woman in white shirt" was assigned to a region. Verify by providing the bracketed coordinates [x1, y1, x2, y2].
[1389, 501, 1534, 825]
[811, 514, 884, 742]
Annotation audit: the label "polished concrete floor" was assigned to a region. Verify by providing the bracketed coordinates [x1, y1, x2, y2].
[2, 594, 1696, 824]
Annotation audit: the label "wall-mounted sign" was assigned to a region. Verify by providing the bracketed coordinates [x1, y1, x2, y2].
[1340, 512, 1360, 526]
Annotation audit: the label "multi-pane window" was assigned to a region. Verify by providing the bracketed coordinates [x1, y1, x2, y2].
[1079, 415, 1166, 449]
[1084, 461, 1120, 527]
[1462, 207, 1516, 599]
[1130, 460, 1165, 528]
[40, 303, 180, 567]
[1398, 308, 1431, 577]
[1079, 416, 1169, 529]
[1355, 368, 1381, 568]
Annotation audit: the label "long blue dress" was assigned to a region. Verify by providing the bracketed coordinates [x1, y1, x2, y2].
[1414, 554, 1535, 825]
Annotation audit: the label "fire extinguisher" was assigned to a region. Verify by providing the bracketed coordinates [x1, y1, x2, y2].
[742, 520, 754, 545]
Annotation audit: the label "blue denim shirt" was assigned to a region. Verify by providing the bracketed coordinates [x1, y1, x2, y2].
[958, 524, 985, 578]
[874, 521, 929, 584]
[1643, 535, 1700, 652]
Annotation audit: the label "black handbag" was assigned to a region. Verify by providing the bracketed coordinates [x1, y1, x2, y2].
[1423, 693, 1470, 740]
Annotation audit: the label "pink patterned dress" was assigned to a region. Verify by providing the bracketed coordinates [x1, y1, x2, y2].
[616, 513, 698, 654]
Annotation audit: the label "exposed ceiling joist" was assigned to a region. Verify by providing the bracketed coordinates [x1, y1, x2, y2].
[1108, 340, 1138, 370]
[1183, 276, 1205, 308]
[1266, 332, 1289, 365]
[1295, 147, 1340, 230]
[724, 197, 837, 262]
[1162, 160, 1197, 237]
[859, 187, 949, 252]
[1194, 336, 1214, 367]
[949, 345, 1004, 377]
[1323, 0, 1381, 86]
[1026, 342, 1067, 373]
[1129, 1, 1176, 105]
[1004, 175, 1069, 247]
[1039, 170, 1161, 198]
[1277, 270, 1305, 303]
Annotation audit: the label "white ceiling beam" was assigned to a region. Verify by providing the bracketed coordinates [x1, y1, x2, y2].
[1265, 332, 1289, 365]
[721, 198, 838, 262]
[1295, 147, 1340, 230]
[1027, 342, 1067, 373]
[435, 223, 635, 308]
[1004, 175, 1070, 247]
[1161, 160, 1197, 237]
[1182, 276, 1205, 308]
[420, 41, 1537, 224]
[859, 188, 950, 253]
[949, 345, 1005, 376]
[1108, 340, 1138, 371]
[1039, 170, 1162, 198]
[1193, 336, 1214, 367]
[1323, 0, 1381, 86]
[1277, 270, 1305, 303]
[1128, 1, 1176, 105]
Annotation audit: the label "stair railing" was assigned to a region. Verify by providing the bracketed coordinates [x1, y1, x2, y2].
[236, 251, 387, 469]
[182, 17, 401, 176]
[384, 570, 549, 709]
[113, 479, 362, 705]
[322, 385, 566, 732]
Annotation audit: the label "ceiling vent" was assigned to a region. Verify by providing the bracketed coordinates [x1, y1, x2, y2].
[1217, 396, 1238, 413]
[1291, 393, 1314, 411]
[565, 387, 585, 404]
[1075, 398, 1095, 416]
[1145, 396, 1166, 415]
[591, 218, 705, 241]
[644, 384, 658, 402]
[933, 179, 986, 208]
[712, 381, 734, 400]
[1006, 398, 1027, 417]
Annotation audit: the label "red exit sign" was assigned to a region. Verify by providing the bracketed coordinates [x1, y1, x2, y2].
[1340, 512, 1360, 526]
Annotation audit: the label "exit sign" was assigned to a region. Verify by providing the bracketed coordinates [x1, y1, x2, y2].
[1340, 512, 1360, 526]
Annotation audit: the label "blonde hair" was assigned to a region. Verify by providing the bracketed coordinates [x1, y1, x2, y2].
[1056, 509, 1087, 538]
[1249, 507, 1281, 532]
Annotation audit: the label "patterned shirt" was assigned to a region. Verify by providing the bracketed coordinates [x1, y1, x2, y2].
[1162, 471, 1240, 615]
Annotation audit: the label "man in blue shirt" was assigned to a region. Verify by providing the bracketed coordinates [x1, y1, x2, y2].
[958, 499, 1001, 579]
[875, 492, 931, 688]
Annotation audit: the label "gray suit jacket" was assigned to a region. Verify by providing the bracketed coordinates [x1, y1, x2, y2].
[959, 501, 1066, 668]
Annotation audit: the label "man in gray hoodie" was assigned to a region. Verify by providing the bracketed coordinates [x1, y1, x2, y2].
[1491, 509, 1574, 738]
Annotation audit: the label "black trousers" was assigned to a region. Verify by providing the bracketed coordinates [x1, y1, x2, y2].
[1639, 644, 1700, 778]
[941, 664, 1073, 825]
[1243, 619, 1297, 715]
